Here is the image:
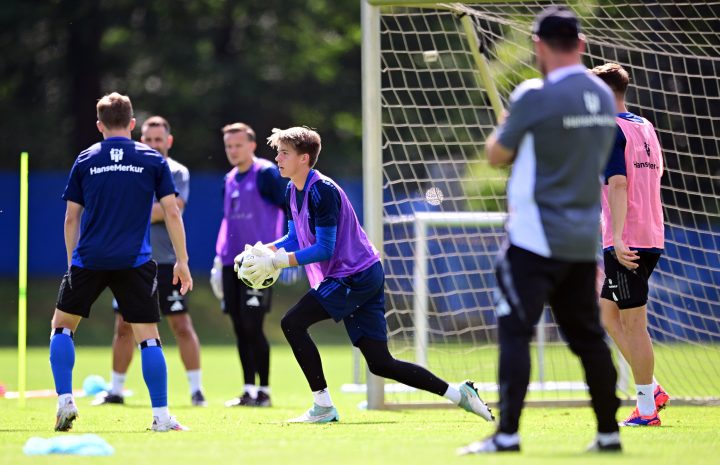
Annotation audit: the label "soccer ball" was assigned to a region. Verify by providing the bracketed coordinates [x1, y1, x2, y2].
[236, 245, 281, 290]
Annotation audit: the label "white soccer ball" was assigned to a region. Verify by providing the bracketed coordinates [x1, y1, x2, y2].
[236, 244, 281, 290]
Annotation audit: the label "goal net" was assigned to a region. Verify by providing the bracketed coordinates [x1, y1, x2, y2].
[359, 0, 720, 408]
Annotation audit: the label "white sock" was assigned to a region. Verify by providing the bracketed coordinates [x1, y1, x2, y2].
[111, 371, 126, 396]
[636, 383, 655, 415]
[597, 431, 620, 446]
[313, 388, 333, 407]
[652, 376, 659, 391]
[443, 385, 462, 404]
[495, 432, 520, 447]
[259, 386, 271, 395]
[186, 369, 202, 394]
[58, 393, 74, 407]
[244, 384, 258, 398]
[152, 406, 170, 423]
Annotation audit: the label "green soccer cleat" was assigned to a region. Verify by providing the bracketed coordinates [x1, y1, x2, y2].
[458, 380, 495, 422]
[286, 404, 339, 423]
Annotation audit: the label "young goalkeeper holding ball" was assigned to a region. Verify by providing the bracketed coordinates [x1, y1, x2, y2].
[237, 126, 495, 424]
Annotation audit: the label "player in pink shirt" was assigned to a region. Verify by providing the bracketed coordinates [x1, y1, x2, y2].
[591, 63, 669, 426]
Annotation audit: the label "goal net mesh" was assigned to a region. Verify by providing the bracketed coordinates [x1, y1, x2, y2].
[371, 0, 720, 405]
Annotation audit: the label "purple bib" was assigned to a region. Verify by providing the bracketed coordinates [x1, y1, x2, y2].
[290, 170, 379, 288]
[215, 158, 284, 266]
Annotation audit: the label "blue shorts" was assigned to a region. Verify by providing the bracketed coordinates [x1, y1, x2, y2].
[310, 261, 387, 345]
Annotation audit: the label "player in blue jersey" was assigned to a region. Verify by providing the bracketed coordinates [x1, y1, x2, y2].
[210, 122, 287, 408]
[50, 92, 193, 432]
[93, 116, 207, 407]
[237, 126, 495, 424]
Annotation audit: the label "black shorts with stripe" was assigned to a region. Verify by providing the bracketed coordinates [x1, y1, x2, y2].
[601, 250, 660, 309]
[56, 261, 161, 323]
[112, 263, 188, 316]
[221, 265, 273, 314]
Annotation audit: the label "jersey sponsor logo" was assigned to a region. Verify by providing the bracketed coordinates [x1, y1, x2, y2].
[110, 148, 124, 162]
[562, 113, 616, 129]
[89, 164, 145, 175]
[633, 160, 660, 170]
[246, 296, 260, 307]
[561, 91, 616, 128]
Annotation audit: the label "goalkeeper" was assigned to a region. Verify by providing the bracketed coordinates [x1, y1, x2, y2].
[238, 126, 494, 424]
[212, 122, 288, 408]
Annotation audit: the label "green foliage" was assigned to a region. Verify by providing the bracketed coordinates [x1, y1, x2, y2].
[0, 0, 363, 176]
[463, 156, 508, 213]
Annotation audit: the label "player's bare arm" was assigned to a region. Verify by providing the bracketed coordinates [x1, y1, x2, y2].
[485, 132, 516, 167]
[159, 193, 193, 294]
[64, 201, 84, 267]
[607, 174, 639, 269]
[150, 197, 185, 223]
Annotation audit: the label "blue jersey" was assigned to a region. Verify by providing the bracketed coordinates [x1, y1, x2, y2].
[62, 136, 177, 269]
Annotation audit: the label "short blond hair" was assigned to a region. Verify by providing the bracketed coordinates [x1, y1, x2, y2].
[267, 127, 322, 168]
[97, 92, 133, 129]
[221, 122, 256, 142]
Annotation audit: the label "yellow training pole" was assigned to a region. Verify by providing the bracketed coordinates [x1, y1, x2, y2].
[18, 151, 29, 407]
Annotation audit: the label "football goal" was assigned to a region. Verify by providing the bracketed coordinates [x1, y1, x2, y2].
[359, 0, 720, 409]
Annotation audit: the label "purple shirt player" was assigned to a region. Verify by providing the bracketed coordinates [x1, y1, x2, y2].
[240, 126, 495, 424]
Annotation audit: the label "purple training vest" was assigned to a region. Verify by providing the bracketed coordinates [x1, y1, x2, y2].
[215, 158, 284, 266]
[291, 170, 379, 288]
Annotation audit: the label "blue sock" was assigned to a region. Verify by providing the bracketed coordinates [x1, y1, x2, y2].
[140, 339, 168, 408]
[49, 329, 75, 395]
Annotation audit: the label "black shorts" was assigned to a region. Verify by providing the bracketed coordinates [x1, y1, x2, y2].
[222, 265, 272, 314]
[112, 263, 188, 316]
[495, 244, 602, 336]
[601, 250, 660, 309]
[56, 261, 160, 324]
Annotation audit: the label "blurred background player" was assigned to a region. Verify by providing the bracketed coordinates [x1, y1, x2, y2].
[459, 7, 621, 454]
[51, 93, 193, 432]
[94, 116, 206, 407]
[212, 122, 287, 407]
[591, 62, 668, 426]
[238, 126, 494, 424]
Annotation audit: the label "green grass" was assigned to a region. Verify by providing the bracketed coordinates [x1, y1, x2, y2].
[1, 346, 719, 465]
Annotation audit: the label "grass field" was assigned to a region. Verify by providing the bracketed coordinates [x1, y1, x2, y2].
[1, 346, 719, 465]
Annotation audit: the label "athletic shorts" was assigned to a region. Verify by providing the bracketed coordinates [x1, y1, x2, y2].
[57, 261, 160, 324]
[222, 265, 273, 314]
[310, 261, 387, 345]
[113, 264, 188, 316]
[601, 250, 661, 309]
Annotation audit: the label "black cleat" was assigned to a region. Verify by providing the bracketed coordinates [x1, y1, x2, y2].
[224, 392, 255, 407]
[191, 390, 208, 407]
[255, 391, 271, 407]
[91, 392, 124, 406]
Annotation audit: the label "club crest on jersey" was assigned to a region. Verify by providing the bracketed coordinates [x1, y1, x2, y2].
[110, 148, 124, 163]
[583, 91, 600, 114]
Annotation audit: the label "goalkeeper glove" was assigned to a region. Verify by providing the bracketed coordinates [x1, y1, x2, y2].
[242, 248, 290, 283]
[233, 244, 253, 277]
[210, 256, 223, 300]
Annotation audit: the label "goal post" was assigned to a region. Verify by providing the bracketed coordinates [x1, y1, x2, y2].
[361, 0, 720, 409]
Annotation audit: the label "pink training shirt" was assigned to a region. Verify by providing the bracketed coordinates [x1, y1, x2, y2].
[601, 115, 664, 249]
